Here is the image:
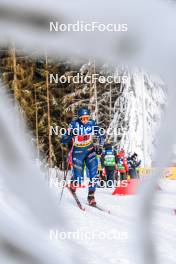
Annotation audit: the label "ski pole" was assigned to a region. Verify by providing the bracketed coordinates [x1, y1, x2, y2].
[59, 146, 69, 203]
[59, 141, 74, 203]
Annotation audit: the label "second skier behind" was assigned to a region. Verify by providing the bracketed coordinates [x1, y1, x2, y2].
[101, 142, 117, 187]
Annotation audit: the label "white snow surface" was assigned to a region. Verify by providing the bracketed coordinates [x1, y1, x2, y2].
[1, 173, 175, 264]
[0, 163, 176, 264]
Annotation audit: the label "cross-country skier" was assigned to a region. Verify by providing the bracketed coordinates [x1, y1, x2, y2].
[61, 107, 104, 205]
[101, 142, 117, 187]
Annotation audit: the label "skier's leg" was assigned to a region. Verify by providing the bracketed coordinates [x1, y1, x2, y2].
[71, 148, 85, 190]
[86, 153, 98, 191]
[107, 169, 114, 188]
[85, 147, 98, 205]
[99, 171, 105, 187]
[106, 169, 110, 187]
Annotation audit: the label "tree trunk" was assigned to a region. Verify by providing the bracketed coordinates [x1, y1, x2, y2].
[45, 54, 52, 167]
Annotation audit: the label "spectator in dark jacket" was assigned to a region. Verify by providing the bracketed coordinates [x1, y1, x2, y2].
[127, 152, 141, 179]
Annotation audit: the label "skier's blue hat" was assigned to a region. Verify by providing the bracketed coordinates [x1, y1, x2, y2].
[77, 107, 90, 118]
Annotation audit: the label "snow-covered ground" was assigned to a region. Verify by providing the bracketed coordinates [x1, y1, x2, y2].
[1, 172, 176, 264]
[49, 177, 176, 264]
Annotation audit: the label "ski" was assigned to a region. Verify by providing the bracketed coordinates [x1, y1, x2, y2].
[88, 204, 110, 214]
[67, 187, 85, 211]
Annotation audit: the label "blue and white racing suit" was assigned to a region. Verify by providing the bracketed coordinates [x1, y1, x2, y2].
[61, 118, 104, 191]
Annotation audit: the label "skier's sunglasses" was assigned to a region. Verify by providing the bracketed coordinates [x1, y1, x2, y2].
[80, 115, 90, 122]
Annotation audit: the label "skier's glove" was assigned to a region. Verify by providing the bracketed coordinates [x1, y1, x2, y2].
[95, 145, 103, 154]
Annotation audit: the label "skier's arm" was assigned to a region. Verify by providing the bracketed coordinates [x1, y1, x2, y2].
[61, 122, 74, 144]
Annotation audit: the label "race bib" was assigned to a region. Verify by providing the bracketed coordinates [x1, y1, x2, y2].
[104, 154, 116, 166]
[74, 134, 92, 146]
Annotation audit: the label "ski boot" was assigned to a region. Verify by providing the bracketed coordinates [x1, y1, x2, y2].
[87, 190, 96, 206]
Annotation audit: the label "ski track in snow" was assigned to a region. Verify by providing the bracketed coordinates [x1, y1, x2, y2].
[1, 177, 176, 264]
